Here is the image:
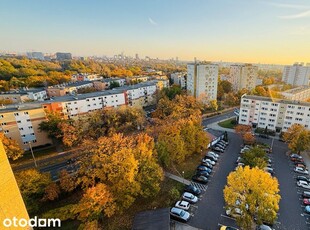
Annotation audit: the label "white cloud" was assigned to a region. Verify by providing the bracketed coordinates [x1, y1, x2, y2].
[148, 17, 158, 26]
[279, 10, 310, 19]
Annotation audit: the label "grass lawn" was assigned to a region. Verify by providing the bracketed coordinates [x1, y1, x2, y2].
[218, 118, 236, 129]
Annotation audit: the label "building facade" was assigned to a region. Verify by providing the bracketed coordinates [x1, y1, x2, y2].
[280, 86, 310, 102]
[229, 64, 258, 92]
[0, 141, 30, 230]
[239, 94, 310, 133]
[171, 72, 187, 89]
[282, 63, 310, 86]
[187, 63, 218, 103]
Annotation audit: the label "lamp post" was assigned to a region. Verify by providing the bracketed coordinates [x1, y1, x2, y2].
[182, 171, 185, 184]
[28, 141, 37, 168]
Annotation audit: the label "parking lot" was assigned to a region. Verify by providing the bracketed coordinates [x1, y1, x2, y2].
[176, 128, 310, 230]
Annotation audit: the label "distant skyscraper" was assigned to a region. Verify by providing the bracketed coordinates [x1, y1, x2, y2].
[135, 53, 139, 59]
[229, 64, 258, 92]
[56, 52, 72, 61]
[27, 52, 44, 60]
[0, 140, 29, 229]
[282, 63, 310, 86]
[187, 62, 218, 103]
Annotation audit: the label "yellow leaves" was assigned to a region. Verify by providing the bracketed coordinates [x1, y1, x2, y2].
[0, 132, 24, 160]
[243, 132, 255, 144]
[283, 124, 310, 153]
[234, 124, 252, 136]
[224, 166, 281, 228]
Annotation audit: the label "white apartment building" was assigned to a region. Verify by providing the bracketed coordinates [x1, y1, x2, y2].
[187, 63, 218, 103]
[171, 72, 187, 89]
[282, 63, 310, 86]
[229, 64, 258, 92]
[239, 94, 310, 132]
[280, 86, 310, 102]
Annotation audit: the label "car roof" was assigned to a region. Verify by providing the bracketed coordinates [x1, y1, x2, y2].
[183, 192, 193, 197]
[171, 207, 183, 214]
[179, 200, 189, 205]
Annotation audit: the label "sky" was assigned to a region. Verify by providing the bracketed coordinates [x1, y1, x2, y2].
[0, 0, 310, 64]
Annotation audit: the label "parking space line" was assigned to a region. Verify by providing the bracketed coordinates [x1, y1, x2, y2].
[220, 214, 236, 220]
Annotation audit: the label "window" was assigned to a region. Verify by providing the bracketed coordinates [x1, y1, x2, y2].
[32, 140, 37, 143]
[17, 121, 21, 123]
[86, 99, 90, 101]
[14, 113, 19, 116]
[4, 130, 9, 134]
[1, 122, 7, 125]
[0, 115, 3, 118]
[31, 133, 35, 135]
[28, 126, 32, 129]
[24, 112, 28, 115]
[22, 135, 25, 137]
[26, 119, 30, 122]
[19, 128, 24, 130]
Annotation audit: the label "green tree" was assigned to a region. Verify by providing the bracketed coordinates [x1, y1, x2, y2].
[241, 147, 267, 169]
[224, 166, 280, 229]
[109, 81, 120, 89]
[39, 112, 65, 140]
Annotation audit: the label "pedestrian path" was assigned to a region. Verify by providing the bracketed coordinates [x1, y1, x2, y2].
[164, 171, 191, 185]
[190, 182, 208, 191]
[207, 118, 236, 133]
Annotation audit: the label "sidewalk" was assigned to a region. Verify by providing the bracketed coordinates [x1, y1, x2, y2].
[207, 117, 236, 133]
[164, 172, 191, 185]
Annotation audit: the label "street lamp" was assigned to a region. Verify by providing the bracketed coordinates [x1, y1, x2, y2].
[28, 141, 37, 168]
[182, 171, 185, 184]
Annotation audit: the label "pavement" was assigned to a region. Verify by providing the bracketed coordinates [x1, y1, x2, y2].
[165, 172, 191, 185]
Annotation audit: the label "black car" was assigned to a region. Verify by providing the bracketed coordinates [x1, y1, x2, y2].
[197, 165, 212, 173]
[196, 170, 210, 177]
[259, 134, 269, 139]
[200, 161, 213, 169]
[184, 185, 201, 196]
[192, 175, 208, 184]
[297, 176, 310, 183]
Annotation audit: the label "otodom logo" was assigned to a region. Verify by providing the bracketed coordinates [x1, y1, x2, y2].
[3, 217, 61, 228]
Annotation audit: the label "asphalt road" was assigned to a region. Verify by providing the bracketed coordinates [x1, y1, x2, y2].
[188, 130, 242, 230]
[187, 126, 310, 230]
[202, 111, 236, 127]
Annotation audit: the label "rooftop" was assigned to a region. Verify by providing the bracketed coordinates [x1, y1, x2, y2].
[242, 94, 310, 107]
[282, 85, 310, 95]
[47, 81, 93, 89]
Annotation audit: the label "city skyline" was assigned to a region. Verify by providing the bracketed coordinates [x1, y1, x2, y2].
[1, 0, 310, 64]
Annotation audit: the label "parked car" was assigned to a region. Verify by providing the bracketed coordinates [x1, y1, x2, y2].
[197, 165, 212, 173]
[303, 198, 310, 205]
[256, 225, 273, 230]
[184, 185, 201, 196]
[212, 146, 224, 153]
[290, 153, 302, 158]
[196, 170, 210, 177]
[305, 206, 310, 214]
[205, 154, 218, 162]
[192, 175, 208, 184]
[264, 167, 274, 176]
[219, 141, 228, 146]
[297, 180, 310, 189]
[290, 154, 303, 161]
[236, 157, 243, 164]
[297, 176, 310, 183]
[200, 161, 213, 169]
[295, 162, 307, 169]
[258, 134, 269, 139]
[226, 208, 242, 218]
[182, 192, 198, 203]
[208, 151, 219, 158]
[294, 166, 309, 174]
[215, 143, 226, 149]
[303, 191, 310, 198]
[202, 157, 216, 165]
[170, 207, 191, 222]
[175, 200, 190, 210]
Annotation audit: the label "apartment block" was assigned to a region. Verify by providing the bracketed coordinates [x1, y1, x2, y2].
[187, 63, 218, 103]
[0, 105, 52, 150]
[282, 63, 310, 86]
[229, 64, 258, 92]
[71, 73, 103, 82]
[93, 78, 126, 91]
[280, 86, 310, 102]
[46, 81, 93, 97]
[0, 141, 30, 230]
[171, 72, 187, 89]
[239, 94, 310, 133]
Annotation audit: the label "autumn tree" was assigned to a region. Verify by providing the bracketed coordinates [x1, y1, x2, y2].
[241, 147, 267, 169]
[243, 132, 256, 145]
[59, 170, 77, 192]
[39, 112, 65, 140]
[0, 132, 24, 160]
[15, 169, 52, 214]
[235, 124, 252, 136]
[42, 183, 60, 201]
[209, 100, 218, 111]
[283, 124, 310, 154]
[224, 166, 280, 229]
[77, 133, 163, 212]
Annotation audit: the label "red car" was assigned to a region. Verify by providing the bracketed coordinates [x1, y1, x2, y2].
[303, 199, 310, 205]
